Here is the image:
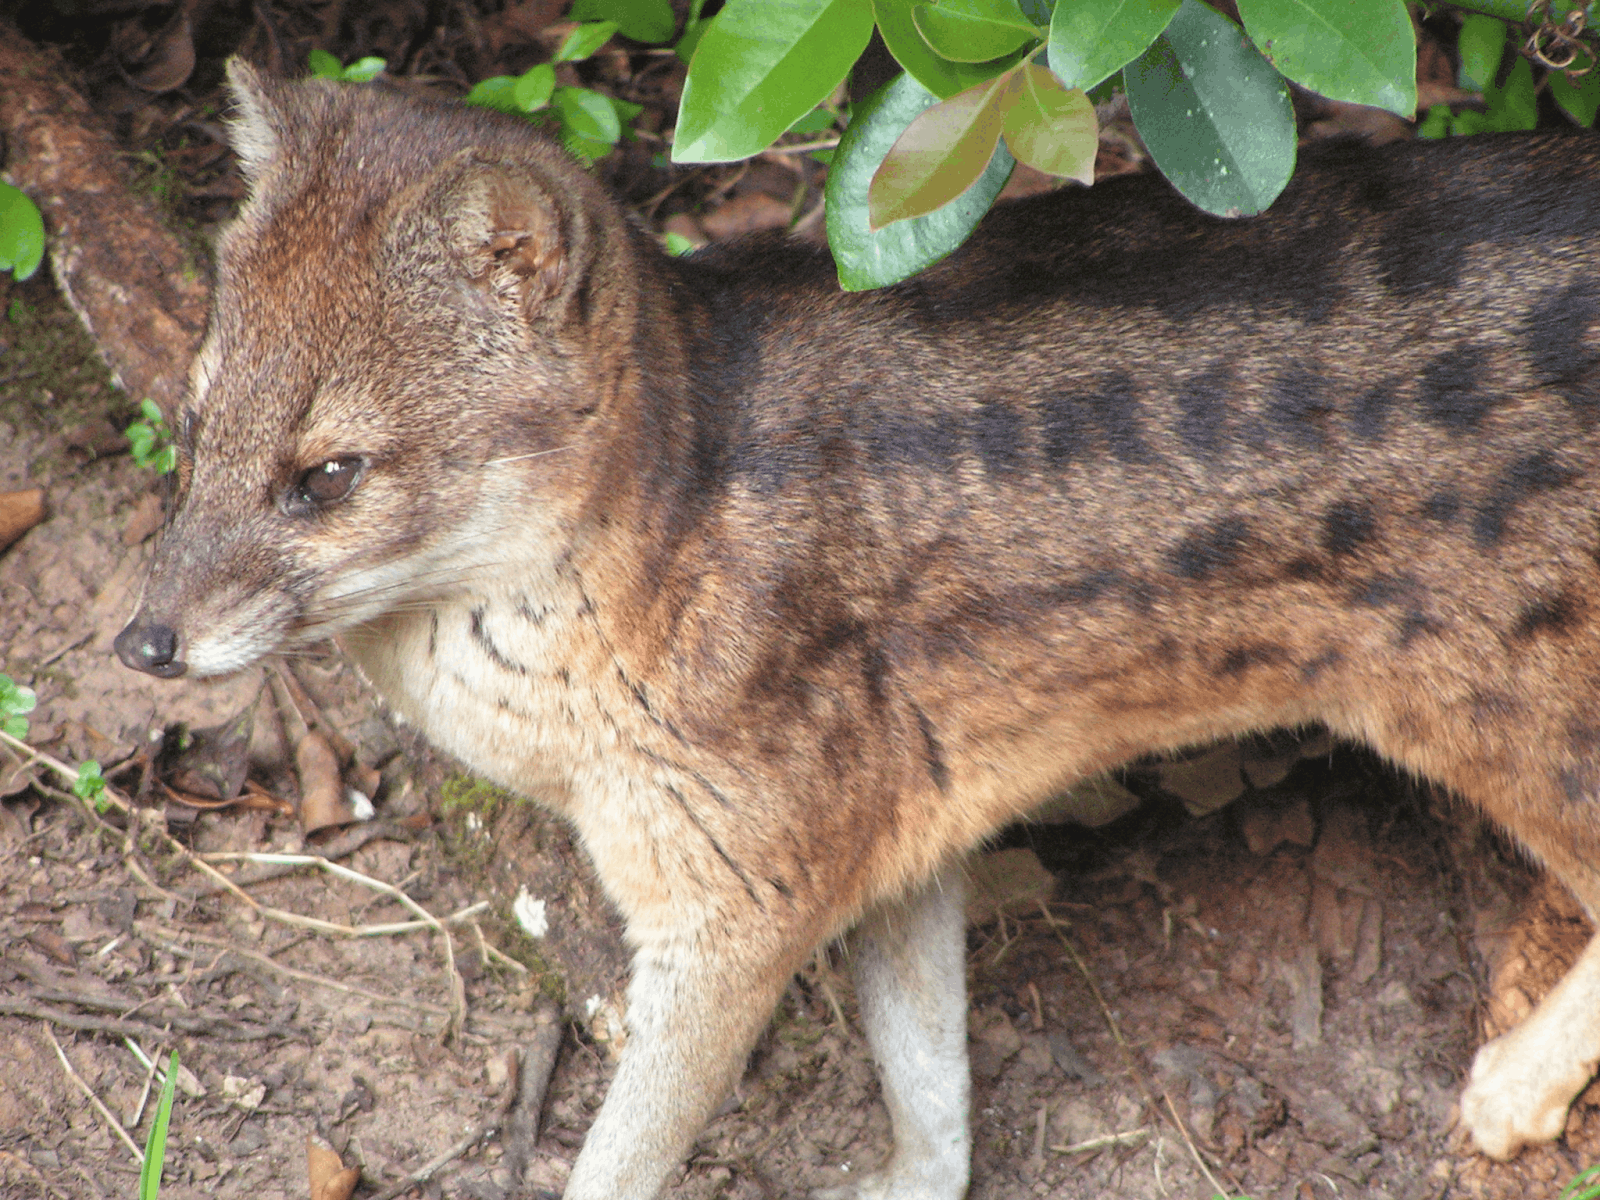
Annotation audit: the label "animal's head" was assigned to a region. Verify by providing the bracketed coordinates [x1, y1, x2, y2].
[116, 61, 650, 679]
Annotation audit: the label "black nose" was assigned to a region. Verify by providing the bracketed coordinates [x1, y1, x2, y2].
[114, 620, 188, 678]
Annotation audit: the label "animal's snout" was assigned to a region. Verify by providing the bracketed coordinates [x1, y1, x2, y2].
[113, 619, 189, 678]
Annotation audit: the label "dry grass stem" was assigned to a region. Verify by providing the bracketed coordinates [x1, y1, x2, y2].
[1038, 903, 1239, 1198]
[44, 1024, 144, 1165]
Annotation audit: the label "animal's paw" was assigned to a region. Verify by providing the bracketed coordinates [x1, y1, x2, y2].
[1460, 1026, 1588, 1159]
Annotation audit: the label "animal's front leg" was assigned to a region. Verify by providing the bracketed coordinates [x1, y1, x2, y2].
[816, 864, 971, 1200]
[1461, 929, 1600, 1159]
[563, 922, 805, 1200]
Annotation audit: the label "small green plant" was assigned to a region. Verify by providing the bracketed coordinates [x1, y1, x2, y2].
[0, 674, 36, 740]
[72, 759, 109, 811]
[0, 182, 44, 282]
[463, 20, 644, 163]
[126, 398, 177, 474]
[307, 49, 387, 82]
[138, 1050, 180, 1200]
[1561, 1163, 1600, 1200]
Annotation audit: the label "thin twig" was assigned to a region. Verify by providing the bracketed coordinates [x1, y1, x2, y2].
[1038, 903, 1239, 1198]
[44, 1025, 144, 1165]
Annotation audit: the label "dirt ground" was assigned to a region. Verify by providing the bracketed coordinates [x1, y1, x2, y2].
[4, 276, 1600, 1200]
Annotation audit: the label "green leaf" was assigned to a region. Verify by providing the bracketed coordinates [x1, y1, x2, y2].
[673, 0, 875, 162]
[912, 0, 1040, 63]
[1416, 102, 1451, 138]
[0, 675, 36, 718]
[1551, 65, 1600, 127]
[789, 105, 839, 133]
[1234, 0, 1414, 116]
[308, 48, 343, 78]
[828, 71, 1014, 289]
[874, 0, 1022, 97]
[664, 231, 697, 255]
[675, 17, 712, 62]
[514, 64, 557, 111]
[0, 715, 24, 740]
[1457, 15, 1506, 92]
[72, 760, 105, 804]
[155, 445, 177, 475]
[1484, 53, 1537, 131]
[1048, 0, 1178, 92]
[139, 397, 165, 425]
[556, 20, 620, 62]
[1001, 63, 1096, 181]
[569, 0, 676, 42]
[464, 76, 523, 113]
[553, 87, 623, 143]
[341, 56, 386, 81]
[1124, 0, 1295, 217]
[139, 1052, 179, 1200]
[869, 67, 1014, 227]
[0, 183, 45, 282]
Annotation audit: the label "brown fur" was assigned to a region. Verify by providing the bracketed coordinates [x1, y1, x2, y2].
[116, 63, 1600, 1198]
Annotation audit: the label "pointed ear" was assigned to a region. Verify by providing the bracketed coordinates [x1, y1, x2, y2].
[448, 162, 583, 320]
[225, 57, 286, 179]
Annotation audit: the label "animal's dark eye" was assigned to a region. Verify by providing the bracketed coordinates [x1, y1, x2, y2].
[292, 456, 364, 510]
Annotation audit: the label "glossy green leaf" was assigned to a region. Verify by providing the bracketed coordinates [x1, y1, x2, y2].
[342, 56, 386, 81]
[569, 0, 676, 43]
[1457, 14, 1506, 91]
[1002, 63, 1096, 181]
[1048, 0, 1178, 91]
[0, 183, 44, 282]
[514, 64, 556, 111]
[1234, 0, 1414, 116]
[789, 105, 839, 133]
[1484, 53, 1537, 131]
[673, 0, 874, 162]
[1416, 102, 1451, 138]
[1125, 0, 1295, 217]
[556, 20, 620, 62]
[1552, 65, 1600, 127]
[308, 48, 342, 78]
[463, 76, 522, 113]
[869, 68, 1013, 227]
[828, 72, 1014, 289]
[874, 0, 1020, 96]
[553, 87, 623, 143]
[912, 0, 1039, 63]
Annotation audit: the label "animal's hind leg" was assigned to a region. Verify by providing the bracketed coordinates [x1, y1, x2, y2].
[1458, 779, 1600, 1159]
[814, 864, 971, 1200]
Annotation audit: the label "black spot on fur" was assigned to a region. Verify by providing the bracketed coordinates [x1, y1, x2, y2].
[1268, 368, 1335, 447]
[1397, 609, 1435, 645]
[1301, 648, 1344, 680]
[1285, 557, 1325, 581]
[1040, 394, 1087, 465]
[1039, 374, 1152, 466]
[1176, 364, 1231, 458]
[1349, 384, 1395, 442]
[1524, 280, 1600, 421]
[1417, 344, 1495, 430]
[1218, 643, 1285, 675]
[1321, 501, 1376, 556]
[1350, 574, 1411, 608]
[1045, 568, 1122, 606]
[1170, 516, 1249, 580]
[1422, 490, 1461, 523]
[1514, 591, 1583, 640]
[973, 400, 1025, 474]
[1473, 450, 1576, 546]
[913, 705, 950, 793]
